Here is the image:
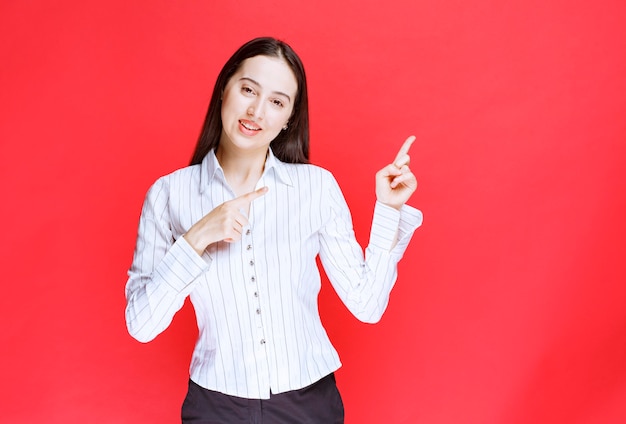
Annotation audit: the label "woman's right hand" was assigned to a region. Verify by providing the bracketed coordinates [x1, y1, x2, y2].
[183, 186, 268, 256]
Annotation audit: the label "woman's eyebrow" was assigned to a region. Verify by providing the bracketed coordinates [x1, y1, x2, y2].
[239, 77, 292, 102]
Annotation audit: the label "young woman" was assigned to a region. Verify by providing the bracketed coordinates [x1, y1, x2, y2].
[125, 37, 423, 423]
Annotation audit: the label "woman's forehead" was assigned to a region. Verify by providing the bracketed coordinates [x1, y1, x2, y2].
[232, 55, 298, 98]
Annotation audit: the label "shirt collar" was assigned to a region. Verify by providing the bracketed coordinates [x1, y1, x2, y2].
[200, 147, 294, 193]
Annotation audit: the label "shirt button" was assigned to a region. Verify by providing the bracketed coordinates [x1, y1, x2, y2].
[254, 292, 259, 297]
[251, 276, 255, 282]
[256, 308, 261, 315]
[249, 260, 254, 266]
[246, 244, 252, 250]
[260, 339, 266, 345]
[246, 229, 251, 236]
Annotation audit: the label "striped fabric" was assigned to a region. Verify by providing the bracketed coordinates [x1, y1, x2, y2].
[125, 148, 423, 399]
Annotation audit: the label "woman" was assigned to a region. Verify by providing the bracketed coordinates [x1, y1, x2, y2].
[125, 37, 423, 423]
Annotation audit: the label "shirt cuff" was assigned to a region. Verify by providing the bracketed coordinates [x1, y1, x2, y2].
[398, 204, 423, 240]
[370, 202, 423, 252]
[369, 202, 401, 251]
[154, 236, 211, 293]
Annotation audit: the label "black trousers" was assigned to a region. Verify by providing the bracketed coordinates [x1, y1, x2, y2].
[181, 373, 344, 424]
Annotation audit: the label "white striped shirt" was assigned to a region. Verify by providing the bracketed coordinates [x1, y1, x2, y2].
[125, 148, 423, 399]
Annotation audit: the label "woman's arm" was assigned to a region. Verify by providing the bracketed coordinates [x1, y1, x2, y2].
[319, 136, 422, 323]
[125, 178, 210, 342]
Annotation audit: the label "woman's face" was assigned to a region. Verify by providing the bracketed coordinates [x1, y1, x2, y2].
[219, 55, 298, 156]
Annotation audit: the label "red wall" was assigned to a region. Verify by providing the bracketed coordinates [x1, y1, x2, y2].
[2, 1, 626, 423]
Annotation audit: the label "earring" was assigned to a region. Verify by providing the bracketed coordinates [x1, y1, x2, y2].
[283, 123, 288, 130]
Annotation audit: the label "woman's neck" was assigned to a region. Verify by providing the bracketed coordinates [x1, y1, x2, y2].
[215, 145, 267, 196]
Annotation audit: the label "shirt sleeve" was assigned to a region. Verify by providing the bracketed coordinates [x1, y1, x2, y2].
[125, 177, 211, 343]
[318, 173, 423, 323]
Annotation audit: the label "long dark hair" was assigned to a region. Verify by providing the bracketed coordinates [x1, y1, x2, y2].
[189, 37, 310, 165]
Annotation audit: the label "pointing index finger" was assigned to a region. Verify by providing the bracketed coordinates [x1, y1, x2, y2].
[232, 186, 268, 207]
[394, 135, 416, 165]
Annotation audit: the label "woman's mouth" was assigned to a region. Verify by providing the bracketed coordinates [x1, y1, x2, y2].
[240, 120, 261, 132]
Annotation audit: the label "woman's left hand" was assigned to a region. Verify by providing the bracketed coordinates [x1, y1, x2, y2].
[375, 135, 418, 210]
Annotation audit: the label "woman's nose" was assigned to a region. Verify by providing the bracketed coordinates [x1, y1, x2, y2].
[247, 102, 264, 120]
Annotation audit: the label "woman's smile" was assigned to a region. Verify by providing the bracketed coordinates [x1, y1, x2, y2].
[239, 119, 262, 134]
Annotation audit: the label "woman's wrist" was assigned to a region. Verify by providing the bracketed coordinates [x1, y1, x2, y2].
[183, 230, 206, 256]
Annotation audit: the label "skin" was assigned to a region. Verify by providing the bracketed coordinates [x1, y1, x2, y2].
[217, 55, 297, 169]
[376, 135, 418, 210]
[184, 55, 417, 256]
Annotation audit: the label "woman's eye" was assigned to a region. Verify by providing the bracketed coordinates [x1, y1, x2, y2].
[242, 86, 254, 94]
[272, 99, 284, 108]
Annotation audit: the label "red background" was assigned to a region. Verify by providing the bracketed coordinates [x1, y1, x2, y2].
[2, 1, 626, 423]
